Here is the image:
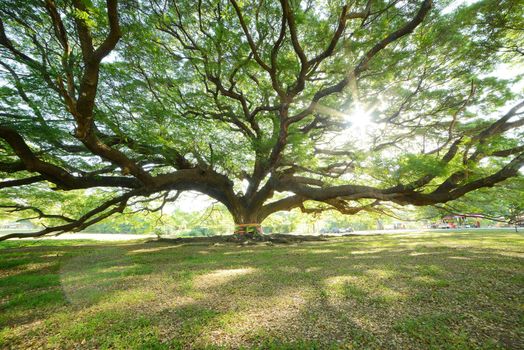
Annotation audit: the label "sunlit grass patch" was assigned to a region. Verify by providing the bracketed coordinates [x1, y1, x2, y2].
[193, 267, 257, 289]
[411, 275, 451, 288]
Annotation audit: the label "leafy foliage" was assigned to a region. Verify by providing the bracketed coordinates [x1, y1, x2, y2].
[0, 0, 522, 238]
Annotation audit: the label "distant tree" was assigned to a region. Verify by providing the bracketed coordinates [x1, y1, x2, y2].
[433, 177, 524, 232]
[0, 0, 523, 239]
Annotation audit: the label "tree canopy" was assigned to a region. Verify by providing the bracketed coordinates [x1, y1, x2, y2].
[0, 0, 523, 239]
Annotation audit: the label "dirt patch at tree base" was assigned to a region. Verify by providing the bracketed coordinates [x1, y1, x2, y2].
[148, 233, 332, 246]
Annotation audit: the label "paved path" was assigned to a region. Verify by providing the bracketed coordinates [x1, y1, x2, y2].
[0, 232, 155, 241]
[48, 233, 157, 241]
[335, 227, 516, 236]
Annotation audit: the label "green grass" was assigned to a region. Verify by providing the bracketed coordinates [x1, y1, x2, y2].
[0, 231, 523, 349]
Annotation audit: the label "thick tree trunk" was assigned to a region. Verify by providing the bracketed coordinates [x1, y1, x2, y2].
[232, 210, 265, 240]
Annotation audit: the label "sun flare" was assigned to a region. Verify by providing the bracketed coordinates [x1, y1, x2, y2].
[345, 102, 375, 131]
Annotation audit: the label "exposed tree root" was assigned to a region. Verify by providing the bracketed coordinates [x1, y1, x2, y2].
[148, 233, 331, 245]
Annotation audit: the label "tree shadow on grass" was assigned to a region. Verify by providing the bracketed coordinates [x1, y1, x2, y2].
[0, 234, 522, 349]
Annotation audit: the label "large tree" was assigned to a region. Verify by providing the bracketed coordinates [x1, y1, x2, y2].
[0, 0, 523, 239]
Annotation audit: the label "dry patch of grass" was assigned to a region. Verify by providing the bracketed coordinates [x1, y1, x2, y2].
[0, 231, 523, 349]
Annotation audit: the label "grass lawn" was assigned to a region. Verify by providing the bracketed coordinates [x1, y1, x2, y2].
[0, 231, 522, 349]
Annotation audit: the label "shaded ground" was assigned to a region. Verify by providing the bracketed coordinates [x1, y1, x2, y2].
[0, 231, 522, 349]
[1, 227, 517, 242]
